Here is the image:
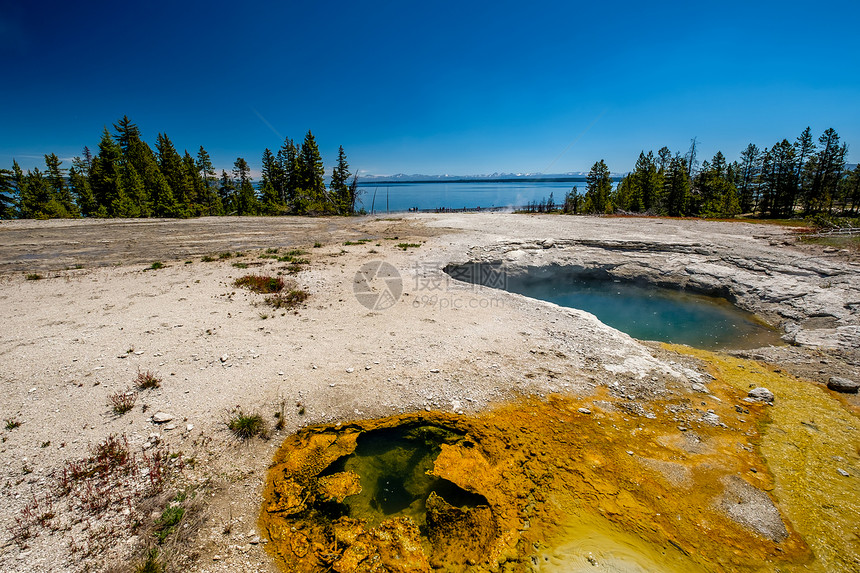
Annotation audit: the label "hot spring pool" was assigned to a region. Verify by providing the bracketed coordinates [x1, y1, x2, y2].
[445, 264, 783, 350]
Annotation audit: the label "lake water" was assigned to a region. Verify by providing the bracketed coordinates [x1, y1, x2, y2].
[355, 179, 591, 212]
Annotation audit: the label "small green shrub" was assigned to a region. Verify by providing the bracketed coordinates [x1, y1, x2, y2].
[227, 410, 268, 440]
[396, 243, 422, 250]
[266, 289, 309, 309]
[25, 273, 43, 280]
[149, 262, 164, 270]
[232, 262, 249, 269]
[313, 242, 323, 248]
[134, 548, 164, 573]
[218, 252, 233, 259]
[234, 274, 285, 294]
[155, 505, 185, 542]
[136, 369, 162, 390]
[110, 391, 136, 415]
[277, 254, 309, 264]
[201, 255, 215, 262]
[5, 418, 21, 430]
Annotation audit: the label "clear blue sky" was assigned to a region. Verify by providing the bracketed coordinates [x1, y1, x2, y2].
[2, 0, 858, 177]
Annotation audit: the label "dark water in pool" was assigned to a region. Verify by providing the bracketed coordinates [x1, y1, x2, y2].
[447, 264, 783, 350]
[322, 425, 486, 528]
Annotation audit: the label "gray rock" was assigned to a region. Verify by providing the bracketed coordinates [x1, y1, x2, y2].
[152, 412, 174, 423]
[719, 475, 788, 542]
[827, 377, 859, 394]
[220, 354, 229, 363]
[836, 468, 850, 477]
[577, 408, 591, 415]
[747, 387, 775, 403]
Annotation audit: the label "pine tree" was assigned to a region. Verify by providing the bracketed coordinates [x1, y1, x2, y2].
[233, 157, 259, 215]
[612, 175, 639, 212]
[155, 133, 186, 216]
[44, 153, 78, 216]
[182, 150, 203, 216]
[117, 163, 144, 217]
[151, 169, 182, 218]
[657, 147, 672, 174]
[113, 115, 142, 155]
[695, 152, 741, 218]
[219, 170, 236, 214]
[737, 144, 761, 214]
[90, 128, 124, 216]
[10, 160, 25, 217]
[584, 160, 613, 214]
[296, 131, 326, 212]
[330, 145, 351, 214]
[842, 164, 860, 215]
[633, 151, 661, 212]
[277, 138, 299, 209]
[793, 127, 815, 215]
[806, 128, 846, 215]
[69, 156, 97, 217]
[19, 168, 56, 218]
[0, 168, 16, 218]
[769, 140, 797, 217]
[195, 146, 221, 215]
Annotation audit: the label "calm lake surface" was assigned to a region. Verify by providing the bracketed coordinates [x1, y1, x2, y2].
[355, 179, 590, 212]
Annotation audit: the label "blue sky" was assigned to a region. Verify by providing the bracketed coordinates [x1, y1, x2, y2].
[2, 0, 858, 177]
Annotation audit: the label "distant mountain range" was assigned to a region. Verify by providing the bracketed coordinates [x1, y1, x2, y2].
[356, 172, 625, 184]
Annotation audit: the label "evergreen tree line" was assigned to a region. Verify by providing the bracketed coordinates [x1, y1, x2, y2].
[570, 127, 858, 218]
[0, 116, 360, 219]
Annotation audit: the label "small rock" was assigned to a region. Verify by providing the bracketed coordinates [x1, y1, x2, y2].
[702, 411, 721, 425]
[691, 383, 709, 393]
[346, 367, 354, 373]
[220, 354, 229, 363]
[837, 468, 850, 477]
[577, 408, 591, 415]
[365, 365, 372, 370]
[278, 371, 284, 376]
[248, 536, 261, 544]
[212, 555, 222, 561]
[186, 424, 194, 432]
[827, 377, 859, 394]
[152, 412, 174, 424]
[164, 424, 176, 431]
[747, 387, 775, 403]
[429, 369, 440, 373]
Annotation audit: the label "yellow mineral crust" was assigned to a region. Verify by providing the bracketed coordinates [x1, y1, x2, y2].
[261, 349, 859, 572]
